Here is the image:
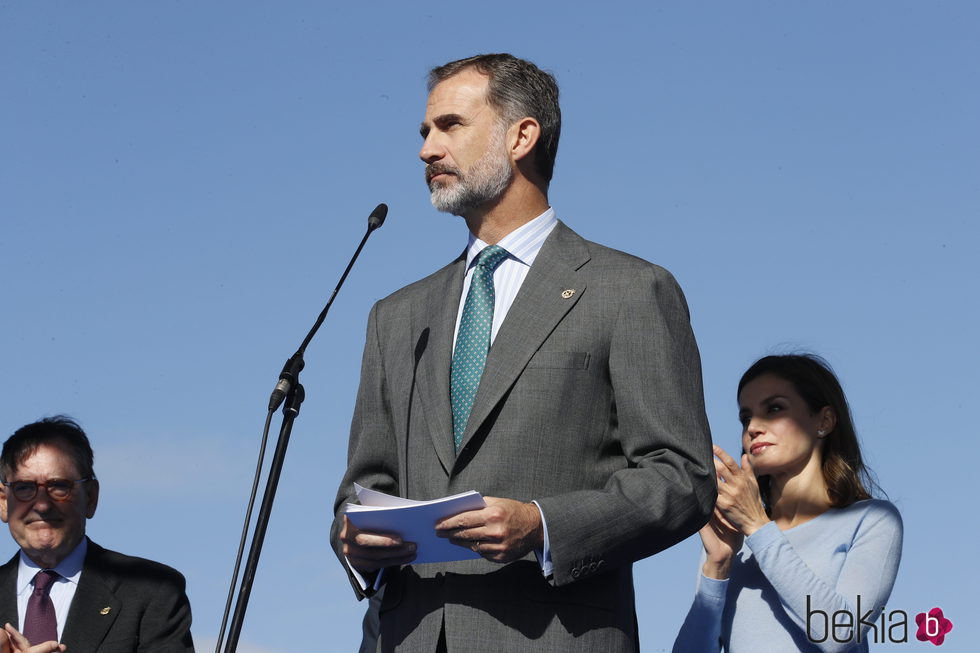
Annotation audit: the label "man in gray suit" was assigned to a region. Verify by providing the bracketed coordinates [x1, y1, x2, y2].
[0, 416, 193, 652]
[332, 53, 715, 652]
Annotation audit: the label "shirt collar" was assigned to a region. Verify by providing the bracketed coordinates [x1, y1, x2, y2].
[464, 208, 557, 270]
[16, 537, 87, 595]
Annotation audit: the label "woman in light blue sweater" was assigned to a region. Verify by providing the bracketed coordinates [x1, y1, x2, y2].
[673, 354, 902, 652]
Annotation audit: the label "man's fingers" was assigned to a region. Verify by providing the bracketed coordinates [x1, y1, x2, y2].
[344, 537, 415, 556]
[345, 539, 418, 574]
[446, 529, 496, 548]
[340, 517, 416, 573]
[353, 531, 404, 548]
[341, 516, 408, 549]
[435, 506, 487, 533]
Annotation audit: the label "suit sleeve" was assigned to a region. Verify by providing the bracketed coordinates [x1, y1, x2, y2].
[330, 301, 400, 598]
[535, 266, 716, 586]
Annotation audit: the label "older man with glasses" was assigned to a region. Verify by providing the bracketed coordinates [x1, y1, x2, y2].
[0, 416, 193, 652]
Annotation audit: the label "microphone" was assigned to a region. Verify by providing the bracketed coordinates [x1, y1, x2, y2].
[368, 203, 388, 231]
[267, 202, 389, 411]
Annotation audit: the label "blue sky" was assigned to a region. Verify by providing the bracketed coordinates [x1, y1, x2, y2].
[2, 1, 978, 651]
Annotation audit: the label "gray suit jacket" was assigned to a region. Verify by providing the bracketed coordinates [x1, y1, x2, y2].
[0, 539, 194, 652]
[332, 221, 715, 652]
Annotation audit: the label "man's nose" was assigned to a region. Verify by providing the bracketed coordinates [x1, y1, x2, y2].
[31, 490, 55, 512]
[419, 134, 445, 164]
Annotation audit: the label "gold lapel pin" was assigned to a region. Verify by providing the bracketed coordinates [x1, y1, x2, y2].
[100, 607, 111, 615]
[561, 289, 576, 299]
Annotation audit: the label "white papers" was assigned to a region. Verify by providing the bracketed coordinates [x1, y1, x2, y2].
[345, 484, 486, 564]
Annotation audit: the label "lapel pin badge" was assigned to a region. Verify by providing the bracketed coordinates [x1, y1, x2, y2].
[561, 289, 576, 299]
[100, 606, 111, 615]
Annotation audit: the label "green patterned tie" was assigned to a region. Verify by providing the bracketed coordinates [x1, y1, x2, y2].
[451, 244, 509, 452]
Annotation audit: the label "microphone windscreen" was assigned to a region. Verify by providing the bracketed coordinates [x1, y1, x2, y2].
[368, 203, 388, 231]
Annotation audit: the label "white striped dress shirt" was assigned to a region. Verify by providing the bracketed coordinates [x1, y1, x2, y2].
[16, 537, 87, 641]
[450, 207, 559, 578]
[452, 208, 558, 348]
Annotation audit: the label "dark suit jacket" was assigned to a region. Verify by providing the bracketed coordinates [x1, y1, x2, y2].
[332, 221, 716, 652]
[0, 539, 193, 652]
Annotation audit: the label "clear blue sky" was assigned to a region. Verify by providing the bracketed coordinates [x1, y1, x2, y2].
[2, 2, 977, 651]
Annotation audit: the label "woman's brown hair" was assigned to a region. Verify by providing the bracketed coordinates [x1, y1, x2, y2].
[738, 353, 882, 508]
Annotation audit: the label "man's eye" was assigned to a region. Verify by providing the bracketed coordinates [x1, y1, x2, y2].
[48, 481, 72, 492]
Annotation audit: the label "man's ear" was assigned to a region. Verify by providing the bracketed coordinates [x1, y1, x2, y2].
[508, 117, 541, 164]
[0, 486, 8, 524]
[85, 479, 100, 519]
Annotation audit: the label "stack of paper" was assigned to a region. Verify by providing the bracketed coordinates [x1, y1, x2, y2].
[345, 484, 487, 564]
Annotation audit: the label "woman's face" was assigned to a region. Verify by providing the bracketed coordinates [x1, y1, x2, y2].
[738, 373, 831, 477]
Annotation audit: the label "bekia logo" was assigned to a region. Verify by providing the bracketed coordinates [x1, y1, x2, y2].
[915, 608, 953, 646]
[806, 596, 954, 646]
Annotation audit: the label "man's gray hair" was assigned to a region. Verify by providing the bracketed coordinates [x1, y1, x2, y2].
[429, 53, 561, 182]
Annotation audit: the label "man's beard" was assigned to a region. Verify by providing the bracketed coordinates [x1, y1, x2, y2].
[426, 128, 513, 216]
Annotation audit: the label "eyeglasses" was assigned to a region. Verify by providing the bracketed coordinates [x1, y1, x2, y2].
[1, 478, 95, 502]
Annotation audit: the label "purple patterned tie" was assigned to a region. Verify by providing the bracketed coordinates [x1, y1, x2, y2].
[23, 569, 59, 644]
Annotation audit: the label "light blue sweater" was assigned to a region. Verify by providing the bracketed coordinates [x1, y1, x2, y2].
[673, 499, 903, 652]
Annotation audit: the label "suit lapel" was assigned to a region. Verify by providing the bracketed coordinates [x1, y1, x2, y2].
[456, 222, 591, 457]
[413, 256, 466, 476]
[0, 554, 19, 628]
[61, 541, 120, 649]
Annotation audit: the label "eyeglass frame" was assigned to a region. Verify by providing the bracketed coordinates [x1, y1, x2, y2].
[0, 477, 96, 502]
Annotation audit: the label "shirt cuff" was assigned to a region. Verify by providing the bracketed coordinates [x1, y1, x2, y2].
[697, 573, 729, 602]
[531, 500, 553, 578]
[346, 557, 385, 592]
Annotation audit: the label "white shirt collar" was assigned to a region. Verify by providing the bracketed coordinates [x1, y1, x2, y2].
[463, 208, 557, 269]
[16, 537, 87, 595]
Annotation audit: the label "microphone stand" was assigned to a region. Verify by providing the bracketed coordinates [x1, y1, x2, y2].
[218, 204, 388, 653]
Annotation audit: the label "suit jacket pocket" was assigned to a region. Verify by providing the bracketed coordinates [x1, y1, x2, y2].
[526, 351, 590, 370]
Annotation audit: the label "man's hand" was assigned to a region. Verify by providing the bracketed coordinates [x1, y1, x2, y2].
[435, 497, 543, 563]
[0, 624, 65, 653]
[340, 516, 417, 574]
